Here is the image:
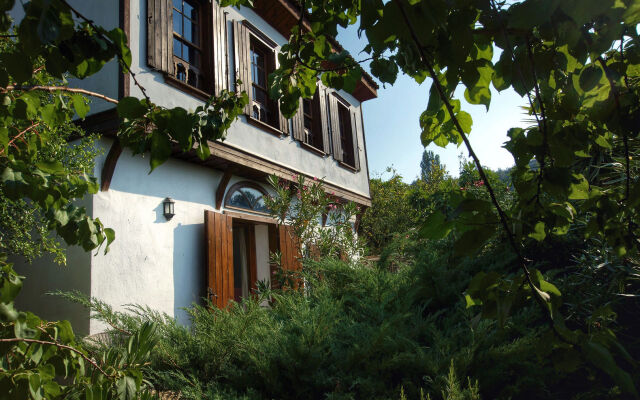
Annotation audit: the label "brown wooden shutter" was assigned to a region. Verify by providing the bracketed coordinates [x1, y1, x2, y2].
[147, 0, 173, 75]
[211, 2, 228, 96]
[274, 52, 289, 134]
[278, 225, 302, 287]
[318, 84, 331, 154]
[291, 97, 304, 141]
[350, 107, 361, 170]
[233, 21, 252, 115]
[205, 210, 234, 309]
[328, 94, 343, 162]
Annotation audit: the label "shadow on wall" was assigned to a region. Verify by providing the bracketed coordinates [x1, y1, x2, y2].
[173, 222, 206, 325]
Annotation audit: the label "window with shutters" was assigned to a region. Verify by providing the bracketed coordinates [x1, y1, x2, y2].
[249, 37, 278, 128]
[337, 100, 356, 167]
[234, 20, 288, 135]
[291, 84, 330, 154]
[172, 0, 204, 89]
[301, 92, 324, 151]
[147, 0, 227, 98]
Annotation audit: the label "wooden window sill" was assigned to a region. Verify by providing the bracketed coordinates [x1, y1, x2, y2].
[164, 74, 212, 101]
[338, 161, 358, 172]
[300, 141, 326, 157]
[247, 115, 285, 137]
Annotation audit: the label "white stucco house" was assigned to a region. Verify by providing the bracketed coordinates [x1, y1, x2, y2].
[15, 0, 377, 335]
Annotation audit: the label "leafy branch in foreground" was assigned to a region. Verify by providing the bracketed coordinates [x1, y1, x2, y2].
[271, 0, 640, 395]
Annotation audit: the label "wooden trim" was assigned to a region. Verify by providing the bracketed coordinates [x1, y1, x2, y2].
[338, 161, 357, 172]
[164, 74, 212, 100]
[224, 180, 269, 206]
[360, 106, 371, 199]
[215, 168, 233, 209]
[242, 19, 277, 48]
[299, 141, 326, 157]
[100, 139, 123, 192]
[207, 141, 372, 206]
[224, 209, 278, 225]
[246, 115, 285, 137]
[118, 0, 130, 99]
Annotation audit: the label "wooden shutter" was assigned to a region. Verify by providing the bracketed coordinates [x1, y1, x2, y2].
[274, 52, 289, 134]
[328, 94, 343, 162]
[278, 225, 302, 287]
[211, 2, 228, 96]
[291, 97, 304, 141]
[318, 84, 331, 154]
[204, 210, 234, 309]
[350, 107, 361, 170]
[233, 21, 252, 115]
[147, 0, 173, 75]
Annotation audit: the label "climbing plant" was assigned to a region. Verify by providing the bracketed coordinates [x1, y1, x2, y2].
[271, 0, 640, 395]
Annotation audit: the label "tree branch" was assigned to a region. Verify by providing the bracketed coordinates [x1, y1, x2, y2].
[2, 85, 118, 104]
[0, 122, 40, 156]
[60, 0, 151, 104]
[0, 337, 113, 378]
[393, 0, 562, 337]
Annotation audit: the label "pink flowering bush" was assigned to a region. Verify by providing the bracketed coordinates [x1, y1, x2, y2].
[264, 174, 363, 261]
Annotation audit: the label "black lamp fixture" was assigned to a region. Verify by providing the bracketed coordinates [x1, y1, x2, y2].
[163, 197, 175, 220]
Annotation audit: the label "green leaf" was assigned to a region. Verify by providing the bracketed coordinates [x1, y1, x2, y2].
[117, 97, 147, 119]
[149, 131, 172, 171]
[568, 174, 589, 200]
[419, 211, 454, 240]
[71, 94, 90, 118]
[582, 341, 638, 396]
[528, 221, 546, 241]
[456, 111, 472, 134]
[370, 58, 398, 85]
[453, 225, 496, 257]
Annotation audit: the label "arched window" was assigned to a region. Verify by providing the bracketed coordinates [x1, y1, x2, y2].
[224, 182, 270, 214]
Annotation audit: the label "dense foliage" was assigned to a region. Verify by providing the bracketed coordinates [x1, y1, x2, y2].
[0, 0, 247, 397]
[2, 0, 640, 398]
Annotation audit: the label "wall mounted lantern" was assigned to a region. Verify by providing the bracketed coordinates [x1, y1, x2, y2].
[163, 197, 175, 220]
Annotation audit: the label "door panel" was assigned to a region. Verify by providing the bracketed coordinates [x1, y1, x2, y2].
[205, 210, 234, 308]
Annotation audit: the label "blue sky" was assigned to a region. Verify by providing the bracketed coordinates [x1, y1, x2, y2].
[337, 27, 529, 181]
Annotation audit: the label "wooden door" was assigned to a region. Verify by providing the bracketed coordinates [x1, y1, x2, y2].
[204, 210, 234, 308]
[278, 225, 302, 288]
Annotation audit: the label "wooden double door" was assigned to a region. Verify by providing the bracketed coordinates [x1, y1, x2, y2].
[204, 210, 301, 308]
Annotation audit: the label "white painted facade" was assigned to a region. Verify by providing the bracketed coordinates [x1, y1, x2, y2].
[13, 1, 374, 335]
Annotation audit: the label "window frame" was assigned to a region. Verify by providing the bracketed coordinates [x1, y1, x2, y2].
[301, 91, 324, 152]
[335, 97, 356, 168]
[248, 35, 279, 130]
[171, 0, 208, 92]
[224, 181, 271, 216]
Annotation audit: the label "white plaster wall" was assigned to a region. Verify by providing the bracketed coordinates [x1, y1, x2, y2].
[127, 0, 371, 198]
[12, 198, 93, 335]
[90, 138, 224, 332]
[67, 0, 120, 115]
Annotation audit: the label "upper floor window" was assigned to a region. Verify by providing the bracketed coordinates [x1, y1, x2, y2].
[328, 93, 360, 170]
[172, 0, 203, 89]
[337, 99, 355, 167]
[302, 92, 324, 151]
[250, 38, 277, 128]
[291, 85, 330, 154]
[147, 0, 227, 98]
[225, 182, 270, 215]
[234, 20, 288, 135]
